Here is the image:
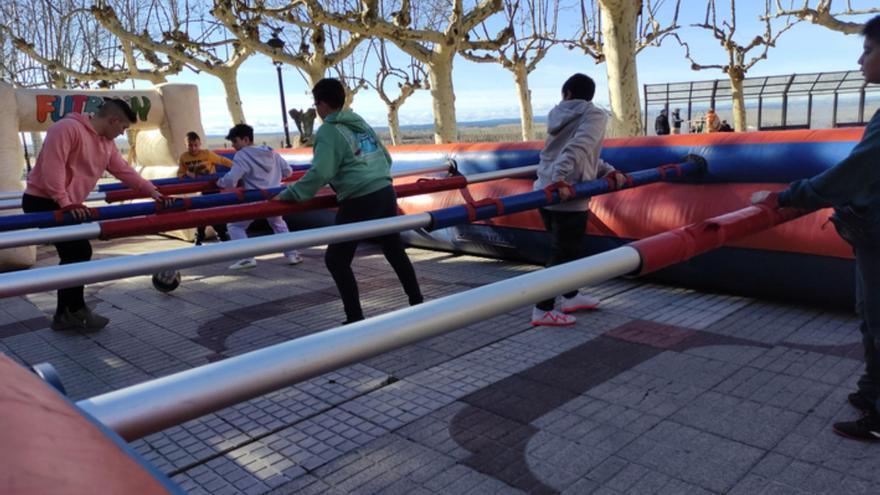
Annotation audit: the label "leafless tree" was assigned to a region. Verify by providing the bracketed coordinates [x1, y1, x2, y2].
[0, 0, 181, 89]
[364, 38, 430, 145]
[565, 0, 681, 137]
[463, 0, 561, 141]
[212, 0, 364, 91]
[673, 0, 796, 132]
[289, 0, 511, 144]
[92, 0, 253, 123]
[766, 0, 880, 34]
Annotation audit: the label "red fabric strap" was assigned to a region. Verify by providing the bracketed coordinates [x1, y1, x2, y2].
[464, 197, 505, 222]
[657, 163, 683, 179]
[542, 181, 576, 203]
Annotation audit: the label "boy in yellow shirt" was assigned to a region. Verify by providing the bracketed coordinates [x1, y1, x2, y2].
[177, 131, 233, 244]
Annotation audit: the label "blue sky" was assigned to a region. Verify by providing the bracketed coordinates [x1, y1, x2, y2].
[152, 4, 876, 136]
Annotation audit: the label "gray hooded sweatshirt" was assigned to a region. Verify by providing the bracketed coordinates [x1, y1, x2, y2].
[217, 146, 292, 190]
[533, 99, 614, 212]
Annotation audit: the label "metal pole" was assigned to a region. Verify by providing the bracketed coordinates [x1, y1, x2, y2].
[77, 247, 642, 440]
[276, 63, 292, 148]
[0, 192, 107, 211]
[0, 165, 536, 250]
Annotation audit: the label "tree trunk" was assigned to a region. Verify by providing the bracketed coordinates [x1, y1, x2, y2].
[599, 1, 643, 137]
[388, 104, 401, 146]
[729, 71, 747, 132]
[219, 72, 247, 124]
[427, 48, 458, 144]
[512, 63, 535, 141]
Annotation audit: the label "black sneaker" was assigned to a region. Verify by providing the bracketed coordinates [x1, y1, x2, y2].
[832, 415, 880, 442]
[849, 392, 877, 415]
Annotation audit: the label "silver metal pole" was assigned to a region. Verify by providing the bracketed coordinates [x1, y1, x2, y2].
[0, 165, 537, 251]
[0, 213, 433, 298]
[0, 192, 107, 211]
[77, 246, 642, 440]
[0, 224, 102, 250]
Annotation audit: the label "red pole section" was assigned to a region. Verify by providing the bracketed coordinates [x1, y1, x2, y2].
[104, 171, 309, 203]
[631, 203, 809, 275]
[99, 176, 468, 240]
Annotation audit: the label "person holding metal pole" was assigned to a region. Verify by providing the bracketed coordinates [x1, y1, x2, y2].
[177, 131, 232, 245]
[530, 73, 625, 327]
[273, 78, 422, 324]
[751, 15, 880, 442]
[218, 124, 303, 270]
[21, 98, 173, 331]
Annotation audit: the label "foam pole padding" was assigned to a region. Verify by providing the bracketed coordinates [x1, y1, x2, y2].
[631, 203, 809, 275]
[427, 159, 705, 230]
[103, 171, 308, 203]
[98, 176, 468, 240]
[97, 174, 222, 192]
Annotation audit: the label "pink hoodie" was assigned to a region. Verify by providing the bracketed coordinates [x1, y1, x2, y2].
[25, 113, 156, 208]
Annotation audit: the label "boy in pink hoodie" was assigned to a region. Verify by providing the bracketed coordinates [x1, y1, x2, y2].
[22, 98, 171, 331]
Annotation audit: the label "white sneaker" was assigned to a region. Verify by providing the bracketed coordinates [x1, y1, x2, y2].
[560, 293, 600, 313]
[531, 308, 576, 327]
[229, 258, 257, 270]
[286, 253, 304, 265]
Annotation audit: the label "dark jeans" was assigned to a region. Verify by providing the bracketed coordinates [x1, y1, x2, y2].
[536, 208, 588, 311]
[195, 190, 228, 241]
[21, 193, 92, 317]
[326, 185, 422, 322]
[855, 245, 880, 413]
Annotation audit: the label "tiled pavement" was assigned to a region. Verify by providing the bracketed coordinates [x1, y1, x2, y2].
[1, 235, 878, 494]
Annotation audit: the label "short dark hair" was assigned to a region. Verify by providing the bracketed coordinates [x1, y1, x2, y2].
[225, 123, 253, 142]
[312, 78, 346, 110]
[98, 98, 137, 123]
[186, 131, 201, 142]
[863, 15, 880, 43]
[562, 73, 596, 102]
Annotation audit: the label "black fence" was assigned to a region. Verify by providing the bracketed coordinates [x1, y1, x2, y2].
[643, 70, 880, 135]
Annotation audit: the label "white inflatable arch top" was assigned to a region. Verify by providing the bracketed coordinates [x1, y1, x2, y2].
[0, 81, 205, 271]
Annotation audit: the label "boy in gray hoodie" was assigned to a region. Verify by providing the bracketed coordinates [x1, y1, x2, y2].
[218, 124, 303, 270]
[531, 73, 622, 327]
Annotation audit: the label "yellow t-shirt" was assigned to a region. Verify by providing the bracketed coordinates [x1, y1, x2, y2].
[177, 150, 234, 179]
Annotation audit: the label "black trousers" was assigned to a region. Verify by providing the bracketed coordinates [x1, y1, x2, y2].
[536, 208, 588, 311]
[326, 185, 422, 322]
[195, 190, 228, 241]
[22, 193, 92, 316]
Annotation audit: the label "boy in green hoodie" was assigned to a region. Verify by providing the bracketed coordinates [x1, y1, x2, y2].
[275, 78, 422, 323]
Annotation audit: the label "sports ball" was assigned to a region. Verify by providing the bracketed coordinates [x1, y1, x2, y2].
[151, 270, 181, 293]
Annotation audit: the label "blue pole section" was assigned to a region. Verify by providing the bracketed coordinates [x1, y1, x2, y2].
[96, 173, 223, 192]
[0, 186, 288, 232]
[428, 157, 705, 230]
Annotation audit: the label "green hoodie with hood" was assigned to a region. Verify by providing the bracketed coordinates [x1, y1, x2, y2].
[277, 109, 392, 202]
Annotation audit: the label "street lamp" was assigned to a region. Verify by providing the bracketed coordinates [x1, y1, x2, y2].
[267, 34, 292, 148]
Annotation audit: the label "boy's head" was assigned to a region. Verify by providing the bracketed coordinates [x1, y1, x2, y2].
[225, 124, 254, 151]
[186, 131, 202, 154]
[561, 73, 595, 102]
[312, 78, 346, 119]
[860, 15, 880, 84]
[94, 98, 136, 140]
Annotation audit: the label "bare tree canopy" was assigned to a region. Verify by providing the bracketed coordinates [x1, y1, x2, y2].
[463, 0, 562, 140]
[0, 0, 180, 88]
[564, 0, 680, 137]
[766, 0, 880, 34]
[674, 0, 795, 132]
[286, 0, 511, 143]
[91, 0, 252, 123]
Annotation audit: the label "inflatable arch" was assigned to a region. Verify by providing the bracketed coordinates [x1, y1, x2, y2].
[0, 81, 204, 270]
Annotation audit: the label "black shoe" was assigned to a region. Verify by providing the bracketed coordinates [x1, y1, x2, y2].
[342, 316, 364, 325]
[218, 233, 231, 242]
[848, 392, 877, 415]
[50, 307, 108, 331]
[832, 415, 880, 442]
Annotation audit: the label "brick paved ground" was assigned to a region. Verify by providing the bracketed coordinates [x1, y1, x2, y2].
[1, 235, 878, 494]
